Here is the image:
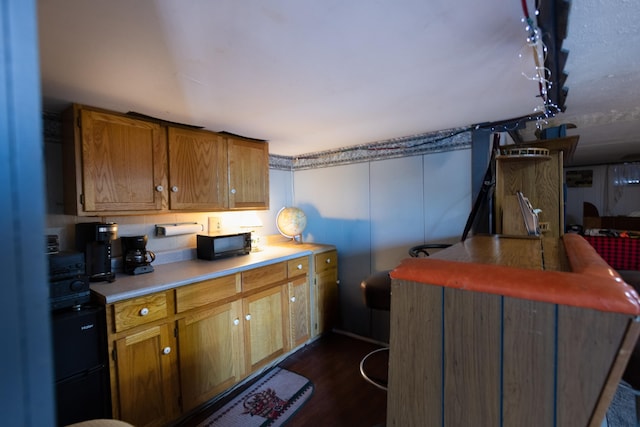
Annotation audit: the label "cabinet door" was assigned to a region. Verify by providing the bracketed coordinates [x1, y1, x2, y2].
[315, 268, 339, 336]
[243, 285, 288, 372]
[314, 250, 339, 337]
[78, 109, 166, 213]
[177, 300, 245, 412]
[114, 324, 179, 427]
[288, 276, 310, 348]
[227, 137, 269, 210]
[168, 127, 228, 210]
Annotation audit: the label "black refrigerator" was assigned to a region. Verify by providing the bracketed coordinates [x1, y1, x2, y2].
[51, 304, 111, 426]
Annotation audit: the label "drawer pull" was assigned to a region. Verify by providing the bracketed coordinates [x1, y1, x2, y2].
[162, 346, 171, 355]
[245, 314, 251, 321]
[297, 264, 303, 270]
[139, 307, 149, 316]
[325, 258, 331, 264]
[233, 318, 240, 326]
[290, 296, 296, 303]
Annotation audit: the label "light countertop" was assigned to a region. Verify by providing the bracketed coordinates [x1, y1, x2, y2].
[91, 242, 334, 304]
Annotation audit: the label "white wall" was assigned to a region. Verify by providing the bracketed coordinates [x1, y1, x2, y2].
[564, 165, 607, 225]
[293, 148, 472, 339]
[295, 162, 372, 335]
[565, 164, 640, 226]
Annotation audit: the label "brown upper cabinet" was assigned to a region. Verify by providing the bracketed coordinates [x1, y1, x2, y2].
[167, 127, 228, 211]
[62, 105, 168, 214]
[225, 134, 270, 210]
[62, 104, 269, 215]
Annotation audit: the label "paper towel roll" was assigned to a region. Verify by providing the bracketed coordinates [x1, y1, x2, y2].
[156, 223, 203, 236]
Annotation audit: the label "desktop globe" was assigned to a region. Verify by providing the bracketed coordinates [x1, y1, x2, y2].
[276, 207, 307, 242]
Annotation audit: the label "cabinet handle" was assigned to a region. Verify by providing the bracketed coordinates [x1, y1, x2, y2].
[325, 258, 331, 264]
[290, 296, 296, 303]
[155, 185, 164, 192]
[162, 347, 171, 355]
[245, 314, 251, 321]
[139, 307, 149, 316]
[230, 188, 237, 194]
[171, 186, 179, 193]
[297, 264, 303, 270]
[233, 318, 240, 326]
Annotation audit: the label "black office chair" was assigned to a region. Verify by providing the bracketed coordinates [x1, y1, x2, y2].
[359, 244, 452, 390]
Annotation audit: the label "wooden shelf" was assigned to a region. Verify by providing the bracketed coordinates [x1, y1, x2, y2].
[502, 135, 579, 165]
[496, 155, 551, 161]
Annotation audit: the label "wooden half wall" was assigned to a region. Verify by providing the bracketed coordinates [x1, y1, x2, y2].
[387, 235, 640, 427]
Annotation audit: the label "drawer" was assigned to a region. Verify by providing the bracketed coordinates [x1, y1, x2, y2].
[315, 250, 337, 273]
[113, 292, 168, 332]
[242, 262, 287, 292]
[175, 274, 240, 313]
[287, 256, 309, 278]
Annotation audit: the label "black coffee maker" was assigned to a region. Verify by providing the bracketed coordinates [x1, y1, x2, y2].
[121, 235, 155, 275]
[75, 222, 118, 282]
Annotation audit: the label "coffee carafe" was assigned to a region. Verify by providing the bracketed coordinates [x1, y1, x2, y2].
[121, 235, 155, 275]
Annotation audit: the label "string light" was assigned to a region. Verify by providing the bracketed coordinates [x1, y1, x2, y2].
[520, 0, 559, 130]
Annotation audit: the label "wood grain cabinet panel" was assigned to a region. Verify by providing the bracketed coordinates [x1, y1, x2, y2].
[288, 276, 310, 348]
[112, 292, 168, 332]
[175, 274, 240, 313]
[313, 250, 339, 336]
[62, 104, 270, 215]
[114, 323, 179, 427]
[167, 127, 228, 211]
[226, 135, 269, 210]
[287, 256, 309, 278]
[242, 285, 289, 373]
[177, 300, 245, 412]
[242, 262, 287, 293]
[62, 105, 167, 215]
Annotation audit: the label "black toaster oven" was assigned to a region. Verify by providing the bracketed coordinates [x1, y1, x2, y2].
[196, 232, 252, 260]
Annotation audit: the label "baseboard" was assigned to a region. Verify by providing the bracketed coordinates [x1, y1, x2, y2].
[332, 328, 389, 347]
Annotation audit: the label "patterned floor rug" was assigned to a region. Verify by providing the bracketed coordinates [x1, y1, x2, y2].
[197, 367, 314, 427]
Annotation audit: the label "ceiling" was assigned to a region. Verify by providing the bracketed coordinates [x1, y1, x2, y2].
[37, 0, 640, 166]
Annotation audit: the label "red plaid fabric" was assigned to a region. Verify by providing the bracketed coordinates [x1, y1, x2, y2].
[584, 236, 640, 271]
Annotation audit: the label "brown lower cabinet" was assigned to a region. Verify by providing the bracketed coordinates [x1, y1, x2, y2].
[177, 300, 245, 413]
[103, 252, 335, 426]
[113, 322, 180, 427]
[242, 285, 289, 373]
[313, 250, 339, 336]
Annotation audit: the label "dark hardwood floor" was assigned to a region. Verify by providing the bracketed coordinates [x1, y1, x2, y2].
[176, 332, 388, 427]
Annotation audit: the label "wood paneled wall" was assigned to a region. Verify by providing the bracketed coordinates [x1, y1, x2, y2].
[387, 280, 639, 427]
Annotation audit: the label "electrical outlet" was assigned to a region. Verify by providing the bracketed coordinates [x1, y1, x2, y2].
[208, 216, 222, 233]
